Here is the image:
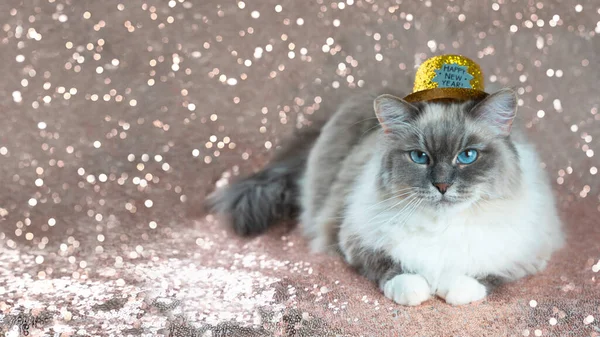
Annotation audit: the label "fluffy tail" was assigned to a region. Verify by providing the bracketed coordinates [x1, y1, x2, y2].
[205, 125, 322, 236]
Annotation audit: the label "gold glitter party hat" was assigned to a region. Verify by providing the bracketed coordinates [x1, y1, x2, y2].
[404, 54, 488, 103]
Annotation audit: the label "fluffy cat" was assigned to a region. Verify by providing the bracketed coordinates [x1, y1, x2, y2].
[206, 88, 564, 306]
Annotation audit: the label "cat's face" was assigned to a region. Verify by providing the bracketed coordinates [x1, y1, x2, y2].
[374, 89, 522, 211]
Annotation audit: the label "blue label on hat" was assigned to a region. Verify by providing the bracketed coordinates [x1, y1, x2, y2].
[432, 63, 473, 89]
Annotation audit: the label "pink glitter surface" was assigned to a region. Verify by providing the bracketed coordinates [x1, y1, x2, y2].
[0, 0, 599, 336]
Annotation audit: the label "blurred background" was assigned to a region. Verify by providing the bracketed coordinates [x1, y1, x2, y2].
[0, 0, 599, 336]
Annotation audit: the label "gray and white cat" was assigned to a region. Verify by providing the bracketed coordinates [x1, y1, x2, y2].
[207, 88, 564, 306]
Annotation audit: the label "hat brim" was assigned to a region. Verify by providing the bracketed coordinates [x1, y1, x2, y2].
[404, 88, 488, 103]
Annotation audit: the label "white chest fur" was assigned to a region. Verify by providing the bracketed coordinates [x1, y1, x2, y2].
[340, 145, 563, 290]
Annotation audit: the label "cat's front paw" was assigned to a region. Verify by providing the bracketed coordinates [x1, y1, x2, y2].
[437, 275, 487, 306]
[382, 274, 431, 306]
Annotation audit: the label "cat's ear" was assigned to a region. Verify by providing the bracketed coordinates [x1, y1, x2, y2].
[470, 88, 518, 136]
[373, 94, 419, 134]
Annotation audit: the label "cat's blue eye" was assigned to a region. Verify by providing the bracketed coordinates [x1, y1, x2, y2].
[409, 150, 429, 164]
[457, 149, 478, 164]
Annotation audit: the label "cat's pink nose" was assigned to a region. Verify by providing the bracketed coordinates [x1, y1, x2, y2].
[434, 183, 451, 194]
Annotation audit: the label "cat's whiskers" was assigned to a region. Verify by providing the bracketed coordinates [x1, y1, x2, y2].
[320, 188, 419, 222]
[393, 198, 423, 230]
[370, 193, 419, 222]
[367, 189, 419, 209]
[325, 194, 421, 252]
[376, 195, 422, 229]
[370, 199, 424, 249]
[362, 197, 417, 233]
[375, 186, 418, 198]
[405, 198, 424, 221]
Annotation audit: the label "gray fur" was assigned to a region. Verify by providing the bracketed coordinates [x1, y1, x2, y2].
[478, 275, 506, 294]
[301, 89, 522, 288]
[205, 123, 322, 236]
[208, 88, 521, 296]
[342, 234, 404, 290]
[373, 94, 522, 209]
[301, 92, 385, 224]
[299, 91, 395, 249]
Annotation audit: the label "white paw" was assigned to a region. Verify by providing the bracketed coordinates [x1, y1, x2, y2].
[383, 274, 431, 306]
[439, 275, 487, 306]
